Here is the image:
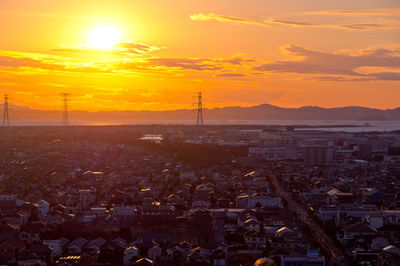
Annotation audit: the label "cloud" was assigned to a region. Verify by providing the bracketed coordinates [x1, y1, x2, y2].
[215, 73, 245, 78]
[265, 19, 319, 27]
[147, 58, 222, 71]
[264, 19, 395, 31]
[1, 50, 255, 77]
[117, 54, 257, 75]
[0, 55, 43, 68]
[52, 41, 161, 55]
[216, 54, 254, 65]
[306, 76, 347, 82]
[52, 47, 119, 54]
[0, 55, 112, 73]
[368, 72, 400, 81]
[190, 13, 269, 27]
[115, 41, 161, 54]
[254, 45, 400, 81]
[340, 23, 385, 30]
[191, 12, 400, 31]
[307, 8, 400, 16]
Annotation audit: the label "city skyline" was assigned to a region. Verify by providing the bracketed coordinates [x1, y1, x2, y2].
[0, 0, 399, 112]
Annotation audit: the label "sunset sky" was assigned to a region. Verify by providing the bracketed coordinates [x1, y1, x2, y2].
[0, 0, 399, 111]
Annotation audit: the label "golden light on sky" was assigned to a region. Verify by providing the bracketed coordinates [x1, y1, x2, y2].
[0, 0, 399, 111]
[87, 24, 122, 50]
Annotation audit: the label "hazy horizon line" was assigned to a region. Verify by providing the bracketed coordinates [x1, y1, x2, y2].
[2, 102, 400, 113]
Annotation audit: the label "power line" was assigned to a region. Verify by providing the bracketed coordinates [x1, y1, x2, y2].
[196, 92, 203, 127]
[61, 93, 70, 127]
[2, 94, 10, 127]
[195, 92, 204, 141]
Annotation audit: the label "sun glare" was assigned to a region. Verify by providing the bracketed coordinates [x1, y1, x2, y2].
[87, 24, 122, 50]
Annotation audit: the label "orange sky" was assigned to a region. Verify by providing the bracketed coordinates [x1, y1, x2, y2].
[0, 0, 400, 111]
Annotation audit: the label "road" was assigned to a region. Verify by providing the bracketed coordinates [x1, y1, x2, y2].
[268, 171, 344, 265]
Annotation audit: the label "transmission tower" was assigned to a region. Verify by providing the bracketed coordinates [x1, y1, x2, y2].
[2, 94, 10, 127]
[61, 93, 70, 127]
[196, 92, 203, 126]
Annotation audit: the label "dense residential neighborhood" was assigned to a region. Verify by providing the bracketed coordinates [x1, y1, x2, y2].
[0, 125, 400, 265]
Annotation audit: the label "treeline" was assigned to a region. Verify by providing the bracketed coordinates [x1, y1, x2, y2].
[142, 140, 248, 167]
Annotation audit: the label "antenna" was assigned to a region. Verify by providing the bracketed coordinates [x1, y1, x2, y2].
[2, 94, 10, 127]
[61, 93, 70, 127]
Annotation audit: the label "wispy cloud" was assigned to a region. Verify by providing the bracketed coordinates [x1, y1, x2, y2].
[215, 54, 254, 65]
[340, 23, 386, 30]
[264, 19, 319, 27]
[191, 12, 400, 31]
[264, 19, 396, 30]
[254, 45, 400, 81]
[190, 13, 269, 27]
[52, 41, 161, 55]
[215, 73, 245, 78]
[307, 8, 400, 16]
[147, 58, 222, 71]
[0, 55, 112, 73]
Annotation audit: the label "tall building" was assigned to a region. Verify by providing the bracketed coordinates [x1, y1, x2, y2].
[304, 145, 334, 164]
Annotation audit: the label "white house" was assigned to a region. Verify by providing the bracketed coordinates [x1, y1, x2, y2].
[236, 193, 282, 208]
[37, 200, 50, 217]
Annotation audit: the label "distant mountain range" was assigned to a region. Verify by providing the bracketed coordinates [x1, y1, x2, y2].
[1, 104, 400, 124]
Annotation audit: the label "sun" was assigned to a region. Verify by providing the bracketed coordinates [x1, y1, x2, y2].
[87, 24, 122, 50]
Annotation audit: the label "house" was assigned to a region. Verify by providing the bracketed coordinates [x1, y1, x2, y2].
[65, 237, 88, 255]
[343, 222, 376, 240]
[148, 245, 162, 262]
[136, 232, 171, 245]
[179, 171, 196, 182]
[244, 231, 266, 250]
[2, 210, 27, 227]
[37, 200, 50, 218]
[0, 238, 25, 265]
[244, 218, 261, 232]
[112, 206, 135, 217]
[43, 238, 70, 257]
[142, 203, 175, 224]
[85, 237, 107, 255]
[382, 245, 400, 265]
[327, 189, 354, 205]
[123, 245, 139, 266]
[377, 224, 400, 242]
[371, 237, 389, 251]
[237, 210, 256, 227]
[90, 207, 106, 217]
[0, 223, 19, 243]
[166, 194, 186, 208]
[57, 253, 93, 265]
[133, 257, 154, 265]
[281, 254, 325, 266]
[102, 238, 128, 264]
[185, 251, 208, 265]
[236, 193, 282, 208]
[29, 243, 53, 265]
[191, 200, 211, 209]
[168, 241, 192, 263]
[44, 209, 63, 224]
[19, 222, 45, 243]
[17, 259, 47, 266]
[209, 247, 227, 266]
[366, 215, 384, 230]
